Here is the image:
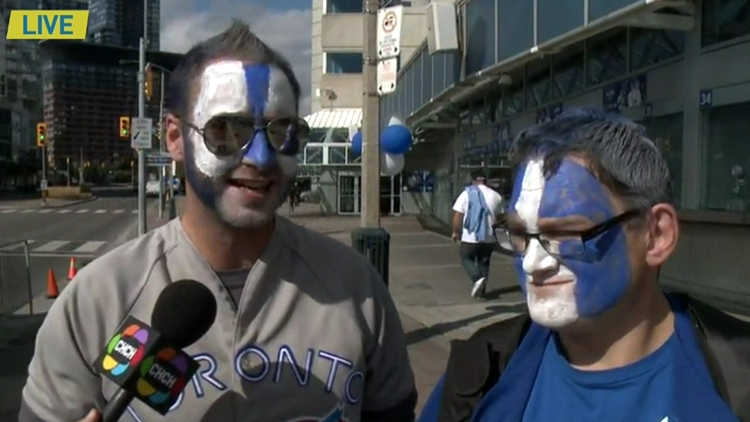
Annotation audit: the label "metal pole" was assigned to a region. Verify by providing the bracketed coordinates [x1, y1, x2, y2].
[137, 37, 147, 235]
[79, 148, 84, 185]
[41, 145, 46, 205]
[158, 70, 165, 218]
[66, 157, 70, 186]
[361, 0, 380, 228]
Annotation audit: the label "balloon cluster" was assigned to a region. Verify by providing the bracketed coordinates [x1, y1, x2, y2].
[350, 117, 413, 176]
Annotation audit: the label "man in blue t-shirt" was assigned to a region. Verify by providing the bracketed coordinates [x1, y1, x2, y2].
[418, 108, 746, 422]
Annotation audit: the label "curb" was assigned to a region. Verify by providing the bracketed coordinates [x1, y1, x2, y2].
[42, 195, 98, 209]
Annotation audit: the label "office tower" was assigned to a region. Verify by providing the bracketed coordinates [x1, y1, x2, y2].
[88, 0, 160, 50]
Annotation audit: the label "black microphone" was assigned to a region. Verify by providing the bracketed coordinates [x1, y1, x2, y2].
[94, 280, 218, 422]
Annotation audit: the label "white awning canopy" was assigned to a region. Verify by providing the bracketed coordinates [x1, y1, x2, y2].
[304, 108, 362, 129]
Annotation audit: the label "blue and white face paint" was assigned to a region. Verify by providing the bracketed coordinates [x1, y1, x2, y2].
[184, 60, 299, 228]
[510, 158, 632, 328]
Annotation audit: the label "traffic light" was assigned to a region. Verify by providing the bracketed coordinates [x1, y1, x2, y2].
[36, 122, 46, 147]
[119, 116, 130, 138]
[145, 66, 153, 99]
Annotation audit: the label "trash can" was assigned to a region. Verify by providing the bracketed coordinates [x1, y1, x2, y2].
[351, 227, 390, 287]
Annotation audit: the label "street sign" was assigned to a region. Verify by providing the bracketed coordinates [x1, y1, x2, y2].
[40, 179, 47, 190]
[377, 57, 398, 95]
[130, 117, 153, 149]
[377, 5, 403, 59]
[147, 153, 172, 166]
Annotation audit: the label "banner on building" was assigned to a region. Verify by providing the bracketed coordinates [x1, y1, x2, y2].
[603, 73, 647, 112]
[402, 170, 434, 192]
[536, 102, 564, 124]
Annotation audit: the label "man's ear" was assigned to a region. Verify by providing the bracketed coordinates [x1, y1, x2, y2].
[645, 203, 679, 267]
[165, 113, 184, 162]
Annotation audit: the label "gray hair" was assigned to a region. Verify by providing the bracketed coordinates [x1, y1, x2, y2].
[509, 107, 672, 210]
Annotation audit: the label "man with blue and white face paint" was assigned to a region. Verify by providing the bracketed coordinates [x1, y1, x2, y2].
[20, 22, 416, 422]
[417, 108, 750, 422]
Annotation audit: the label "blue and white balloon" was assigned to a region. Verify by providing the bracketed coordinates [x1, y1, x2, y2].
[381, 151, 405, 176]
[380, 122, 412, 155]
[350, 130, 362, 156]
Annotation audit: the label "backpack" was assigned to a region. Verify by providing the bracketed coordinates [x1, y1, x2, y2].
[436, 294, 750, 422]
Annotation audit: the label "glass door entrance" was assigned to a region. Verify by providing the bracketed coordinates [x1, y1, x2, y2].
[338, 173, 361, 214]
[379, 174, 402, 215]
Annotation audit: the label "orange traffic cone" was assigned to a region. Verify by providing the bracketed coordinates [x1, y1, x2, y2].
[46, 269, 59, 298]
[67, 257, 78, 280]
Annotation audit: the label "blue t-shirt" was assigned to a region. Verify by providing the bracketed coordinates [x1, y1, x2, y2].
[521, 332, 676, 422]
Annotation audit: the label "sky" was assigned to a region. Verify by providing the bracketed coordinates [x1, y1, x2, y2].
[160, 0, 313, 114]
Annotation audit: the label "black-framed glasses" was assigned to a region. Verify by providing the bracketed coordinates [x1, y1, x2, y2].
[181, 115, 310, 156]
[494, 209, 642, 258]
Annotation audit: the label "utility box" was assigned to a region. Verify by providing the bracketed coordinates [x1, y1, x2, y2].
[351, 228, 391, 287]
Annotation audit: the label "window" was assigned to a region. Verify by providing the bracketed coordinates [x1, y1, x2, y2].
[641, 113, 683, 207]
[702, 0, 750, 47]
[325, 0, 362, 14]
[704, 102, 750, 211]
[325, 53, 363, 74]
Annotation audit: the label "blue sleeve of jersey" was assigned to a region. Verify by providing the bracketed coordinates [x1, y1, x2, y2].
[417, 374, 446, 422]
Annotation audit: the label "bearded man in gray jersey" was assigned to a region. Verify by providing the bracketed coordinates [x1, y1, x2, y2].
[20, 21, 417, 422]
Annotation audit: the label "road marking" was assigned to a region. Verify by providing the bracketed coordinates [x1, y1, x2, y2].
[113, 209, 124, 214]
[21, 209, 35, 213]
[72, 241, 106, 253]
[0, 209, 15, 213]
[32, 240, 70, 252]
[76, 209, 89, 213]
[6, 251, 96, 258]
[57, 209, 71, 213]
[94, 209, 106, 214]
[38, 209, 53, 213]
[132, 210, 138, 214]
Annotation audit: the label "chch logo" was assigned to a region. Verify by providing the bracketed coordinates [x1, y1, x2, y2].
[292, 405, 348, 422]
[6, 10, 89, 40]
[101, 324, 149, 377]
[136, 348, 190, 405]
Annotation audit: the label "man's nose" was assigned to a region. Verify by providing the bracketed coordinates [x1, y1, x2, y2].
[522, 239, 559, 276]
[243, 130, 277, 170]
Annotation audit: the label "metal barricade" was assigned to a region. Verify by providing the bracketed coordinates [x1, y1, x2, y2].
[0, 240, 33, 315]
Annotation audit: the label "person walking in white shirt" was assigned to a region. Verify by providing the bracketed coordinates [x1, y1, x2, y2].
[451, 170, 504, 298]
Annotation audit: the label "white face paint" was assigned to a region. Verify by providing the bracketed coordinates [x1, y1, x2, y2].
[189, 60, 298, 178]
[515, 159, 580, 328]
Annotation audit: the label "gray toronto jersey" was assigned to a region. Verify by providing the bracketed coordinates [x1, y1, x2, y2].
[20, 217, 415, 422]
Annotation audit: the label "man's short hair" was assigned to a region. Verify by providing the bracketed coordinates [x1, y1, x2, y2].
[165, 20, 302, 119]
[470, 169, 486, 181]
[509, 107, 672, 210]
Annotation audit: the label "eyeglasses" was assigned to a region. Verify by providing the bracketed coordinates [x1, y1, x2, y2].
[494, 209, 642, 258]
[181, 115, 310, 156]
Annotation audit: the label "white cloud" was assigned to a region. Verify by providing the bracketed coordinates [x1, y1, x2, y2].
[160, 1, 312, 114]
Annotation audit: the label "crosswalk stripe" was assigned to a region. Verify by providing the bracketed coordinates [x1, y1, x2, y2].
[0, 209, 14, 213]
[113, 209, 124, 214]
[21, 209, 34, 213]
[132, 209, 138, 214]
[72, 241, 106, 253]
[38, 209, 53, 213]
[76, 209, 88, 213]
[94, 209, 106, 213]
[32, 240, 70, 252]
[57, 209, 71, 213]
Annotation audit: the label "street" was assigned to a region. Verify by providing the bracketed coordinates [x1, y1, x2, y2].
[0, 187, 160, 306]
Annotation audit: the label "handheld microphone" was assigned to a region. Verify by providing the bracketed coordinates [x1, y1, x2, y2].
[94, 280, 218, 422]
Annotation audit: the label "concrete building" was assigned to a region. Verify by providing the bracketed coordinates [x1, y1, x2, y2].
[0, 0, 87, 165]
[302, 0, 428, 215]
[380, 0, 750, 312]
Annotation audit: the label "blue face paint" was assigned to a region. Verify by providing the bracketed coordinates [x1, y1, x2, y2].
[510, 158, 632, 318]
[241, 64, 279, 170]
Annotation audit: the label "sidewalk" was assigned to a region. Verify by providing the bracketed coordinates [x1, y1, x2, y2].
[281, 203, 525, 412]
[0, 196, 97, 210]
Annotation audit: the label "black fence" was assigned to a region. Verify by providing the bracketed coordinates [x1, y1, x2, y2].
[0, 240, 33, 315]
